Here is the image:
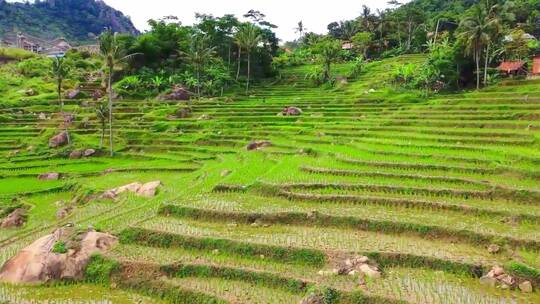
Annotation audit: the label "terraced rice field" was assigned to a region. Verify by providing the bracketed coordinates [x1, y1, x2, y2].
[0, 55, 539, 303]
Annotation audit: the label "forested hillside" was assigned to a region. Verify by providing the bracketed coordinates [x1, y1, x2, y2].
[0, 0, 139, 42]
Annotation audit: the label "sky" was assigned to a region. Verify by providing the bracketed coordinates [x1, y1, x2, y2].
[7, 0, 409, 42]
[101, 0, 409, 42]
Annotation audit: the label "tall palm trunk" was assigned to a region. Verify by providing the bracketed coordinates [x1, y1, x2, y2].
[197, 66, 201, 97]
[246, 51, 251, 94]
[484, 43, 490, 86]
[475, 47, 481, 90]
[236, 47, 242, 81]
[100, 121, 105, 149]
[58, 78, 70, 144]
[108, 66, 114, 157]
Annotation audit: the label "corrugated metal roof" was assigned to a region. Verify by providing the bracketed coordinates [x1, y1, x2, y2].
[497, 61, 526, 73]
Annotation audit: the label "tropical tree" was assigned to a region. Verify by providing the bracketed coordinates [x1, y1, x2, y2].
[458, 5, 492, 89]
[99, 29, 138, 156]
[295, 21, 306, 40]
[51, 57, 69, 113]
[51, 56, 70, 144]
[313, 37, 342, 82]
[352, 32, 373, 58]
[182, 34, 216, 97]
[235, 23, 262, 93]
[95, 101, 109, 149]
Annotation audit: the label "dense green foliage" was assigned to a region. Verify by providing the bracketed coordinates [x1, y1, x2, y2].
[0, 0, 138, 42]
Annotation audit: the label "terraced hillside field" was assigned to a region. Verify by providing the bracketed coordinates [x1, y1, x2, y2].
[0, 55, 539, 303]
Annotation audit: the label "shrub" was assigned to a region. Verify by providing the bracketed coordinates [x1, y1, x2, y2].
[52, 241, 67, 254]
[84, 254, 119, 285]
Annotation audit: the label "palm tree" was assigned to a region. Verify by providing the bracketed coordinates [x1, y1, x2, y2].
[98, 29, 137, 156]
[51, 56, 70, 143]
[295, 21, 306, 40]
[341, 20, 359, 41]
[95, 101, 109, 149]
[235, 23, 262, 94]
[458, 5, 492, 90]
[181, 34, 216, 97]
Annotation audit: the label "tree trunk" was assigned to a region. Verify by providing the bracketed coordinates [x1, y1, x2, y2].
[246, 51, 251, 94]
[100, 121, 105, 149]
[108, 66, 114, 157]
[197, 67, 201, 97]
[484, 43, 490, 86]
[236, 47, 242, 81]
[407, 20, 413, 50]
[475, 48, 481, 90]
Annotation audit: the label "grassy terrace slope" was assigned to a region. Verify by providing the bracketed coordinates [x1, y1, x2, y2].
[0, 54, 539, 303]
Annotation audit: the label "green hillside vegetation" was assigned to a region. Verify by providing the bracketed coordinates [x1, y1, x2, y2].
[0, 0, 139, 42]
[0, 0, 539, 303]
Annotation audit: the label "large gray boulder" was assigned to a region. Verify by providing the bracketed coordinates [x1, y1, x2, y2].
[49, 131, 68, 148]
[0, 228, 117, 284]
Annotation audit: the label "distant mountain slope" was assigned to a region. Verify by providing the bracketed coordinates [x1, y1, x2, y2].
[0, 0, 139, 43]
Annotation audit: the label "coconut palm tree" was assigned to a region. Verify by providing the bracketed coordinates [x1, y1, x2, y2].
[98, 29, 137, 156]
[51, 56, 70, 143]
[235, 23, 262, 93]
[95, 101, 109, 149]
[181, 34, 216, 97]
[458, 5, 492, 90]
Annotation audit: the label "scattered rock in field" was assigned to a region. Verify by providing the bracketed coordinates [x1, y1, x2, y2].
[487, 244, 501, 254]
[38, 112, 47, 120]
[79, 117, 90, 128]
[65, 89, 83, 99]
[69, 150, 83, 159]
[63, 113, 75, 125]
[56, 207, 73, 220]
[25, 89, 37, 96]
[80, 100, 89, 107]
[137, 181, 161, 197]
[481, 266, 519, 289]
[300, 293, 324, 304]
[519, 281, 533, 293]
[49, 131, 68, 148]
[1, 209, 26, 228]
[246, 140, 272, 151]
[221, 170, 232, 177]
[198, 114, 211, 120]
[175, 107, 192, 119]
[320, 255, 381, 279]
[480, 275, 498, 287]
[100, 181, 161, 199]
[359, 264, 381, 279]
[103, 168, 115, 175]
[162, 85, 191, 101]
[83, 149, 96, 157]
[0, 228, 117, 283]
[38, 172, 60, 180]
[281, 106, 303, 116]
[92, 90, 105, 101]
[336, 75, 348, 85]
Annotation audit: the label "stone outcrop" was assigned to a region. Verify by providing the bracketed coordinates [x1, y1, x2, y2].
[0, 228, 117, 284]
[318, 256, 382, 280]
[479, 265, 533, 292]
[281, 106, 303, 116]
[246, 141, 272, 151]
[69, 149, 96, 159]
[38, 172, 60, 180]
[161, 85, 191, 101]
[175, 107, 192, 119]
[65, 89, 83, 100]
[1, 209, 26, 228]
[49, 131, 68, 148]
[101, 181, 162, 199]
